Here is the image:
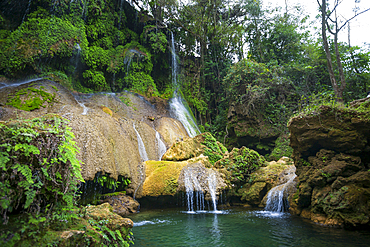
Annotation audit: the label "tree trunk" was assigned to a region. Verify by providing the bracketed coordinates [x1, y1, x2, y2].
[333, 32, 346, 102]
[321, 0, 340, 101]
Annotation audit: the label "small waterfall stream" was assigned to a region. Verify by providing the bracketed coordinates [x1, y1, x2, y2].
[74, 96, 89, 115]
[208, 170, 220, 212]
[265, 166, 297, 212]
[133, 122, 149, 199]
[155, 131, 167, 160]
[184, 168, 205, 213]
[181, 165, 223, 213]
[169, 32, 200, 137]
[133, 123, 149, 162]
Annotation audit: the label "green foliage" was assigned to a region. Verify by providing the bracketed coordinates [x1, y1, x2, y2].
[82, 69, 108, 92]
[219, 147, 266, 184]
[87, 217, 133, 247]
[267, 135, 293, 161]
[124, 71, 158, 97]
[145, 29, 167, 53]
[6, 86, 57, 111]
[94, 174, 131, 190]
[295, 90, 339, 117]
[202, 133, 228, 165]
[0, 14, 87, 77]
[0, 115, 84, 224]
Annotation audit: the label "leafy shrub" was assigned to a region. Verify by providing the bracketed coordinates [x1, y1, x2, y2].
[216, 147, 266, 184]
[0, 115, 84, 223]
[202, 132, 228, 165]
[82, 69, 108, 91]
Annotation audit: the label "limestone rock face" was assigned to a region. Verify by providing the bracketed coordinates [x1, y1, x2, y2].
[155, 117, 189, 147]
[139, 133, 229, 202]
[0, 80, 191, 195]
[288, 103, 370, 227]
[227, 103, 280, 154]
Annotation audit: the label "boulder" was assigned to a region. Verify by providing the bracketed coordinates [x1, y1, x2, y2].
[162, 132, 227, 164]
[102, 193, 140, 216]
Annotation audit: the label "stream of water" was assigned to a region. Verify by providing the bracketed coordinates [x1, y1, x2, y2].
[129, 207, 370, 247]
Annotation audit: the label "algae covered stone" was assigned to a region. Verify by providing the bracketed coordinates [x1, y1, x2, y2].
[141, 160, 189, 197]
[162, 132, 227, 164]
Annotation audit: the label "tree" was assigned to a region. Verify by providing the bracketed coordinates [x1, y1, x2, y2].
[317, 0, 370, 102]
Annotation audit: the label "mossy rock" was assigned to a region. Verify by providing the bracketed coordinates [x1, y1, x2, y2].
[215, 146, 266, 184]
[6, 86, 57, 111]
[141, 160, 188, 197]
[162, 132, 227, 164]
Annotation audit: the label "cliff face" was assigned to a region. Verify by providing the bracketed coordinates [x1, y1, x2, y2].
[288, 102, 370, 227]
[0, 79, 189, 195]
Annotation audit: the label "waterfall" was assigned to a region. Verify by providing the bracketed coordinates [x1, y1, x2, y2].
[265, 166, 297, 212]
[208, 170, 219, 212]
[184, 168, 205, 213]
[71, 43, 81, 73]
[156, 131, 167, 160]
[169, 32, 200, 137]
[181, 165, 224, 213]
[133, 123, 148, 199]
[133, 123, 149, 162]
[124, 49, 141, 76]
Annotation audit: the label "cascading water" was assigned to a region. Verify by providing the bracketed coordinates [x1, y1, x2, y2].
[184, 168, 205, 213]
[124, 49, 141, 76]
[133, 122, 149, 199]
[265, 166, 297, 212]
[71, 43, 82, 73]
[169, 32, 200, 137]
[155, 131, 167, 160]
[208, 170, 220, 212]
[73, 95, 89, 115]
[180, 165, 225, 213]
[0, 77, 44, 89]
[133, 123, 149, 162]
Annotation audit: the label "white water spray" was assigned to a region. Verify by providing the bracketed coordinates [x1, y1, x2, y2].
[155, 131, 167, 160]
[265, 166, 297, 212]
[133, 122, 149, 200]
[73, 96, 88, 115]
[133, 123, 149, 162]
[0, 78, 44, 90]
[208, 170, 220, 212]
[184, 168, 205, 213]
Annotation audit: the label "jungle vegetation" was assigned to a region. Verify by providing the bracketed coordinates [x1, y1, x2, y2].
[0, 0, 369, 149]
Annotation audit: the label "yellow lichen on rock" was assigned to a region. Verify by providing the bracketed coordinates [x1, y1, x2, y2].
[141, 160, 188, 197]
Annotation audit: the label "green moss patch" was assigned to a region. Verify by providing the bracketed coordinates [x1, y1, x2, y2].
[142, 160, 188, 197]
[6, 86, 57, 111]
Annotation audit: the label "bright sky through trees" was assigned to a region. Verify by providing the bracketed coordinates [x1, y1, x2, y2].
[265, 0, 370, 47]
